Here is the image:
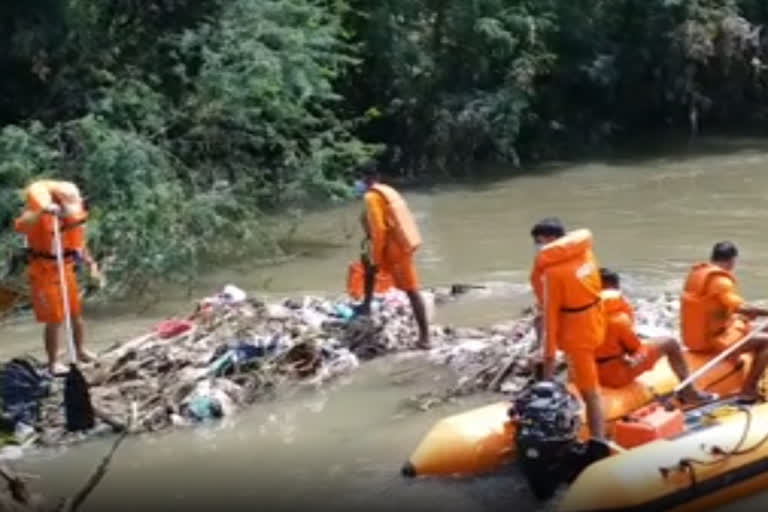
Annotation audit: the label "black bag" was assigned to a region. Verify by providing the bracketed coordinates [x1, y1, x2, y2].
[1, 358, 51, 430]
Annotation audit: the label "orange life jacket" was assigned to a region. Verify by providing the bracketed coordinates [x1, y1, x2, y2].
[594, 289, 636, 360]
[680, 262, 738, 351]
[534, 229, 605, 357]
[369, 184, 422, 253]
[530, 229, 597, 306]
[602, 289, 635, 323]
[20, 180, 88, 256]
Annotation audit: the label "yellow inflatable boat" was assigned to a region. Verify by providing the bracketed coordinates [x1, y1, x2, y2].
[403, 352, 751, 477]
[559, 400, 768, 512]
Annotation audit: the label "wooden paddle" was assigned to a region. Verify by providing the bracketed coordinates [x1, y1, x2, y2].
[52, 214, 95, 432]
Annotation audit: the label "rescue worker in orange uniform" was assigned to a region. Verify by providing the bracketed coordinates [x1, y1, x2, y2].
[529, 218, 606, 440]
[13, 180, 103, 375]
[681, 241, 768, 402]
[596, 267, 714, 401]
[355, 164, 430, 349]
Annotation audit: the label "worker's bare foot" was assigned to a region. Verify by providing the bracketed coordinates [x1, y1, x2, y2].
[416, 337, 431, 350]
[678, 388, 718, 404]
[736, 392, 761, 404]
[353, 304, 371, 317]
[49, 363, 69, 376]
[77, 349, 98, 363]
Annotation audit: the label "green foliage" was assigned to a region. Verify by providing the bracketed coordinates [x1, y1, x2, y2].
[0, 0, 375, 297]
[344, 0, 768, 168]
[2, 0, 768, 297]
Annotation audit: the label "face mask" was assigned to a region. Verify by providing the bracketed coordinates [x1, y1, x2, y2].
[534, 242, 544, 252]
[353, 180, 367, 197]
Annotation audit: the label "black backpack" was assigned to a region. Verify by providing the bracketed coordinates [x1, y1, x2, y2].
[0, 358, 51, 429]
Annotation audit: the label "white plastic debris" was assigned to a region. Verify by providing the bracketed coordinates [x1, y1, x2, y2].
[219, 284, 247, 304]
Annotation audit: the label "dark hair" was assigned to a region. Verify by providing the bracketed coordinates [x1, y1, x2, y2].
[358, 160, 380, 181]
[530, 217, 565, 239]
[711, 241, 738, 262]
[599, 267, 620, 288]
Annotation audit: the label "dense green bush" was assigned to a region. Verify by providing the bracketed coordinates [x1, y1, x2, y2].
[2, 0, 768, 296]
[0, 0, 374, 296]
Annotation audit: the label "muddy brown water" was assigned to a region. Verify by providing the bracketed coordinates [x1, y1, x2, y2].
[2, 137, 768, 511]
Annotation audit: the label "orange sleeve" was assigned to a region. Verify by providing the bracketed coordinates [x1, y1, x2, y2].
[709, 276, 745, 312]
[542, 271, 561, 359]
[13, 210, 50, 235]
[364, 191, 387, 266]
[530, 266, 543, 307]
[13, 216, 30, 234]
[614, 313, 642, 353]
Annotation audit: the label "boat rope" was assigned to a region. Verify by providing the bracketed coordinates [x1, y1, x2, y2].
[680, 459, 697, 490]
[659, 406, 768, 490]
[658, 404, 768, 490]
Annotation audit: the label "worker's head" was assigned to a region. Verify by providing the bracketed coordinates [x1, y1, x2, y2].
[599, 267, 620, 290]
[530, 217, 565, 249]
[353, 160, 381, 197]
[51, 182, 86, 219]
[711, 241, 738, 271]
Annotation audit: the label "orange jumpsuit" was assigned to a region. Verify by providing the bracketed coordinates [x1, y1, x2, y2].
[681, 262, 749, 354]
[594, 290, 660, 388]
[363, 188, 420, 292]
[14, 181, 87, 325]
[532, 229, 606, 392]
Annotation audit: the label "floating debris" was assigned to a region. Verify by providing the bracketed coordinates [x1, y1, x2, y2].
[404, 291, 682, 410]
[0, 283, 684, 451]
[0, 283, 513, 449]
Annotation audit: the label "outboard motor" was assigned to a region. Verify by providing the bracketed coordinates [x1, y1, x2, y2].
[511, 380, 584, 500]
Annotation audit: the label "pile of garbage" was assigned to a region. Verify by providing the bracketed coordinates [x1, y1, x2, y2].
[0, 283, 509, 447]
[404, 291, 682, 410]
[0, 283, 684, 449]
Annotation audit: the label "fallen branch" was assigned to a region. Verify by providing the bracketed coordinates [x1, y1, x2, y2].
[489, 329, 536, 391]
[0, 464, 31, 505]
[57, 429, 128, 512]
[93, 407, 127, 433]
[56, 405, 136, 512]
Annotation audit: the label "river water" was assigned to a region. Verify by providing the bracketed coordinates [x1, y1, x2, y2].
[2, 137, 768, 511]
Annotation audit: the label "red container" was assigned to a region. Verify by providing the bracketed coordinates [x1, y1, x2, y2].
[613, 403, 685, 449]
[154, 319, 194, 339]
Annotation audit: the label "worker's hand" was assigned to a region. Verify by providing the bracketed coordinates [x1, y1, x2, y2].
[88, 262, 106, 290]
[42, 203, 61, 215]
[625, 352, 646, 369]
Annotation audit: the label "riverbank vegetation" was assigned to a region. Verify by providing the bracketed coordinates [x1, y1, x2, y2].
[1, 0, 767, 294]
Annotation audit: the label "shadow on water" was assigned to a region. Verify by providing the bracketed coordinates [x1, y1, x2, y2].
[395, 133, 768, 194]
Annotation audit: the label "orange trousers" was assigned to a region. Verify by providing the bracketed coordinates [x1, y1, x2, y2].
[347, 261, 394, 299]
[566, 348, 600, 393]
[596, 344, 661, 388]
[28, 260, 81, 324]
[380, 255, 420, 292]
